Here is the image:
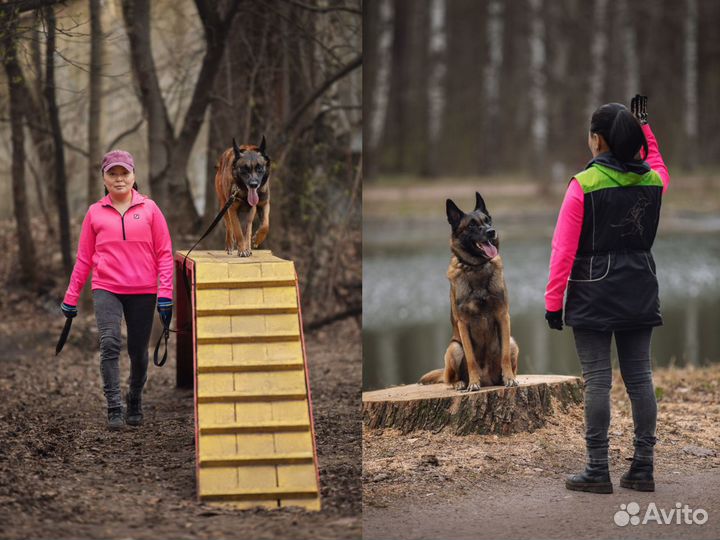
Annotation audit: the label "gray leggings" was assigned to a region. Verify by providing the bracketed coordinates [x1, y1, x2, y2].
[573, 328, 657, 465]
[93, 289, 156, 409]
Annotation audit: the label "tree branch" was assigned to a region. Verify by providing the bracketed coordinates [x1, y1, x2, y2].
[0, 116, 91, 156]
[273, 0, 361, 15]
[172, 0, 243, 157]
[0, 0, 66, 15]
[105, 117, 144, 152]
[283, 53, 362, 134]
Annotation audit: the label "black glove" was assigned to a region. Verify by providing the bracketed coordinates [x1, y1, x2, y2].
[157, 297, 173, 328]
[61, 302, 77, 319]
[631, 94, 648, 125]
[545, 310, 563, 331]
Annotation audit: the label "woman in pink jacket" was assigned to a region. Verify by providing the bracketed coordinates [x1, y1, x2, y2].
[61, 150, 174, 431]
[545, 96, 669, 494]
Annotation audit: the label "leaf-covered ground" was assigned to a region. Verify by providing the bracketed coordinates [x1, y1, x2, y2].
[363, 365, 720, 539]
[0, 294, 361, 540]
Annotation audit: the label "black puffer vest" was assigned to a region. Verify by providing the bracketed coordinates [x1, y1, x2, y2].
[565, 154, 664, 331]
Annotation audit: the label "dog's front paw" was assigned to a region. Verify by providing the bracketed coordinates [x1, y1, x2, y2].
[453, 381, 467, 391]
[251, 235, 259, 249]
[464, 381, 482, 393]
[502, 374, 519, 387]
[238, 248, 252, 257]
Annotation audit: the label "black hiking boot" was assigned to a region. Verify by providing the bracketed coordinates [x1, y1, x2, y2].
[620, 456, 655, 492]
[125, 393, 143, 426]
[565, 461, 613, 494]
[107, 406, 124, 431]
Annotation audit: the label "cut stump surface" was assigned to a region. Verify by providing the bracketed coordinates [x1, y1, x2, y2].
[363, 375, 583, 435]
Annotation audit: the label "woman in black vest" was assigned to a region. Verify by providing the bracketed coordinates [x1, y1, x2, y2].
[544, 96, 670, 493]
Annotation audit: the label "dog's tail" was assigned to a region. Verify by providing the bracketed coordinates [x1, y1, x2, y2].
[418, 368, 444, 385]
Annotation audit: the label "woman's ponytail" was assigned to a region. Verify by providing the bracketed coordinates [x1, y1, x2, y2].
[590, 103, 648, 163]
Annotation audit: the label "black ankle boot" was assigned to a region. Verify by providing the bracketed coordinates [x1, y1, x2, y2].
[620, 457, 654, 492]
[125, 393, 143, 426]
[107, 406, 124, 431]
[566, 461, 613, 494]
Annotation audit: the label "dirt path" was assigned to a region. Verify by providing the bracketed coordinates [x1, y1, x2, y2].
[0, 301, 361, 540]
[363, 471, 720, 540]
[363, 366, 720, 540]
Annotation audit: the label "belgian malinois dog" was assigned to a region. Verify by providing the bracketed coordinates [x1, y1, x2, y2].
[215, 136, 270, 257]
[420, 192, 519, 391]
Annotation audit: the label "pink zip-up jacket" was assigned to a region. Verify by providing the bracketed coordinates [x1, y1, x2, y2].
[544, 124, 670, 312]
[63, 189, 174, 305]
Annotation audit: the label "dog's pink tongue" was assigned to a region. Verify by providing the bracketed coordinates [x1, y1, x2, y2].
[481, 242, 498, 259]
[248, 187, 259, 207]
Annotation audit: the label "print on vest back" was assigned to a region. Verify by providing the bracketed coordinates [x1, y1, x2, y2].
[610, 195, 651, 237]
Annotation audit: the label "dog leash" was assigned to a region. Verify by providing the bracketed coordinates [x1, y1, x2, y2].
[153, 319, 171, 367]
[152, 185, 241, 368]
[181, 185, 241, 301]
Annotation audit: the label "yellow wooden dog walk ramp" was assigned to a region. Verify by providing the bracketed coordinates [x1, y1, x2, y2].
[174, 250, 321, 511]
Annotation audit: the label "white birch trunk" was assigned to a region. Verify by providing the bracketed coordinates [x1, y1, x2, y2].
[588, 0, 608, 117]
[684, 0, 699, 146]
[528, 0, 547, 160]
[368, 0, 393, 150]
[484, 0, 503, 125]
[427, 0, 446, 147]
[619, 0, 639, 99]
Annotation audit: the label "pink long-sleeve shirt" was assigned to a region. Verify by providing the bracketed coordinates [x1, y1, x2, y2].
[63, 189, 174, 305]
[544, 124, 670, 312]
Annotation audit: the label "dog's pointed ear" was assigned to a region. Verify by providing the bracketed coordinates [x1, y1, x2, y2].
[474, 191, 490, 218]
[259, 135, 266, 155]
[446, 199, 464, 229]
[232, 138, 242, 160]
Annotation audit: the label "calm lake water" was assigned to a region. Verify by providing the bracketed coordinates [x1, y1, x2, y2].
[363, 225, 720, 390]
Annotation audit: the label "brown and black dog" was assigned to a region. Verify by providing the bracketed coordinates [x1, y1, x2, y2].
[420, 192, 519, 391]
[215, 136, 271, 257]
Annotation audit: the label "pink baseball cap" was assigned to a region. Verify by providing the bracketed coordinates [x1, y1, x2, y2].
[101, 149, 135, 173]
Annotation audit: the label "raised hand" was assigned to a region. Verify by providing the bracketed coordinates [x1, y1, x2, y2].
[631, 94, 648, 125]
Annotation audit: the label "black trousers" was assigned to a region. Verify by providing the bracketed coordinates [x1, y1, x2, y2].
[573, 327, 657, 464]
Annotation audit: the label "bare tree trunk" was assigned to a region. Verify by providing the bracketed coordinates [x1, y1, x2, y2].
[423, 0, 446, 177]
[684, 0, 699, 170]
[44, 5, 72, 276]
[528, 0, 548, 191]
[121, 0, 174, 207]
[587, 0, 608, 118]
[484, 0, 503, 173]
[1, 13, 37, 285]
[87, 0, 103, 205]
[122, 0, 242, 233]
[204, 108, 221, 222]
[26, 11, 57, 236]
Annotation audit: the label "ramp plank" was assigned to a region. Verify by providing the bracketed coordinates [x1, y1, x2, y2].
[180, 250, 321, 510]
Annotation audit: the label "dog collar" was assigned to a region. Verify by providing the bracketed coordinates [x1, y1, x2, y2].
[453, 252, 492, 268]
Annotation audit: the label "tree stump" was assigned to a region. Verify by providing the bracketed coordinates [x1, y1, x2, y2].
[362, 375, 583, 435]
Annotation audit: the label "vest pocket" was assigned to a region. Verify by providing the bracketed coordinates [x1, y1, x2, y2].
[569, 253, 612, 282]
